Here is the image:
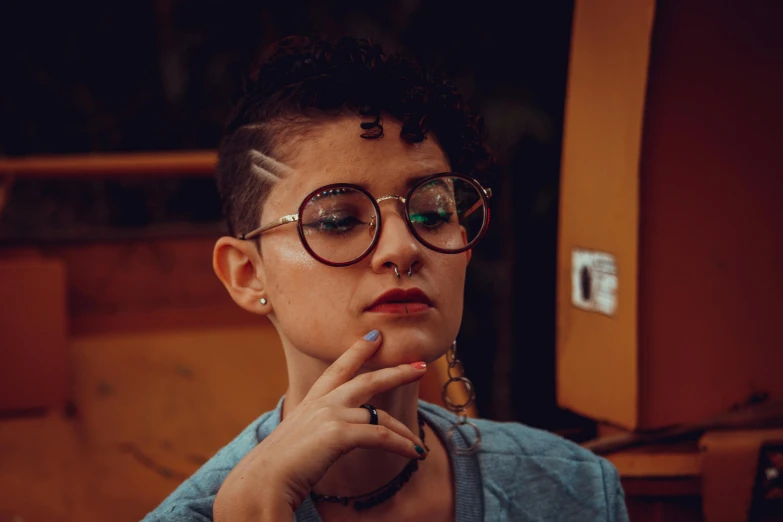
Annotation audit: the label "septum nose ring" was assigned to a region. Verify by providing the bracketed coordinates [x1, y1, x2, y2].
[391, 263, 414, 279]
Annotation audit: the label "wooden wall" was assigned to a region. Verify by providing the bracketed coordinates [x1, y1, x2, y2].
[557, 1, 783, 520]
[558, 0, 783, 431]
[0, 239, 285, 521]
[556, 0, 654, 429]
[636, 0, 783, 428]
[0, 238, 463, 521]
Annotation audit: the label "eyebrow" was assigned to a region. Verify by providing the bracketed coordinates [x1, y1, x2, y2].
[406, 172, 443, 188]
[352, 171, 448, 193]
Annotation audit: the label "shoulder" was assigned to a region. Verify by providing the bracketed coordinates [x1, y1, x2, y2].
[420, 400, 598, 461]
[476, 416, 600, 462]
[474, 418, 628, 521]
[141, 409, 279, 522]
[419, 402, 628, 522]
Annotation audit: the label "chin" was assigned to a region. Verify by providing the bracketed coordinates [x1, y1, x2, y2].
[367, 329, 451, 369]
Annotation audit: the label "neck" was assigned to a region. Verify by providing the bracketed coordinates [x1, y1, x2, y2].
[281, 344, 422, 497]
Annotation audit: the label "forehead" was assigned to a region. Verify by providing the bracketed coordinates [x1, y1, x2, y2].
[279, 116, 451, 196]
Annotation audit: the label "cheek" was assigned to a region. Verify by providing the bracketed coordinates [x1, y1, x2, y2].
[431, 255, 468, 328]
[267, 253, 346, 314]
[266, 238, 320, 308]
[261, 233, 312, 269]
[437, 255, 468, 296]
[264, 241, 358, 355]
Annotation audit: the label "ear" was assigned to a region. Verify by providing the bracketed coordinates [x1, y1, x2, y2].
[213, 236, 270, 315]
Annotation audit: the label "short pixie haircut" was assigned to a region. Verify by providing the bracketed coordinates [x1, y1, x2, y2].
[215, 35, 494, 238]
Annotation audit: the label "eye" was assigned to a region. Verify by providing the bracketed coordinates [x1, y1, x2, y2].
[306, 213, 367, 234]
[410, 209, 454, 229]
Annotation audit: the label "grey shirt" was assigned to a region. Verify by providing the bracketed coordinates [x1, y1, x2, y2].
[143, 400, 629, 521]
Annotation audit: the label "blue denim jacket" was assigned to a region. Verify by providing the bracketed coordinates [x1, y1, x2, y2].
[143, 400, 629, 521]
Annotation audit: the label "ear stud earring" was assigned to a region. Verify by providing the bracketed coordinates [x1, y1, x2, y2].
[260, 298, 268, 305]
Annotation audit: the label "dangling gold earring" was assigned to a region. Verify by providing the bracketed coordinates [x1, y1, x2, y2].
[441, 340, 481, 455]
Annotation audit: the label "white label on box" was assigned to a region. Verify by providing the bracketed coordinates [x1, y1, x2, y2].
[571, 249, 618, 316]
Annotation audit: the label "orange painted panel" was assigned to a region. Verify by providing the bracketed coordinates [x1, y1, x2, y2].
[556, 0, 655, 429]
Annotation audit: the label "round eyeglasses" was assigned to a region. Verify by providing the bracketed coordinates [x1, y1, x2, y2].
[239, 173, 492, 267]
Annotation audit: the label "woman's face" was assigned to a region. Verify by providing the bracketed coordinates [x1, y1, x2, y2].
[258, 116, 470, 369]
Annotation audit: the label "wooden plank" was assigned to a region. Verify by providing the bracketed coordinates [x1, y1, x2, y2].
[0, 150, 217, 177]
[623, 477, 702, 498]
[625, 491, 704, 522]
[0, 256, 68, 411]
[608, 452, 701, 478]
[556, 0, 655, 429]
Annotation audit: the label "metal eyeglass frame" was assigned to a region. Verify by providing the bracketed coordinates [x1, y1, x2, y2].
[238, 172, 492, 267]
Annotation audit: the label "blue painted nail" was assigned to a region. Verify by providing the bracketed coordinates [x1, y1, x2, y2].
[364, 329, 380, 341]
[414, 445, 425, 455]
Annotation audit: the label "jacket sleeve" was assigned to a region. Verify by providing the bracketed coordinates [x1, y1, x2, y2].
[600, 458, 630, 522]
[140, 475, 219, 522]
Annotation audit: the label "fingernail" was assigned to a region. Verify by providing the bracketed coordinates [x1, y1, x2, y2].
[364, 329, 380, 341]
[414, 445, 425, 455]
[411, 361, 426, 370]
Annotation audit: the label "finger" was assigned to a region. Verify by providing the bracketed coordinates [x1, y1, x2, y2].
[328, 362, 427, 406]
[341, 407, 424, 449]
[340, 424, 426, 460]
[305, 329, 383, 400]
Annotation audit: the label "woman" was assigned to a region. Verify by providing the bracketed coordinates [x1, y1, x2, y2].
[144, 35, 628, 522]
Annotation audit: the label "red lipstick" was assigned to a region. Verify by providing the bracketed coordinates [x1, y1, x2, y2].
[367, 288, 433, 314]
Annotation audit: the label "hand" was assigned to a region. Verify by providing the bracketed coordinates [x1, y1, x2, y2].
[213, 330, 428, 522]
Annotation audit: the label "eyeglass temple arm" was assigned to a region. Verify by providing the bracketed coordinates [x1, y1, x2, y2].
[239, 214, 299, 240]
[461, 187, 492, 220]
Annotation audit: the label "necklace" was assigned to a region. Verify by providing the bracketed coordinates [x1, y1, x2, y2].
[310, 413, 426, 511]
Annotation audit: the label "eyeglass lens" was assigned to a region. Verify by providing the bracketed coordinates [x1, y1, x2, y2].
[299, 176, 486, 265]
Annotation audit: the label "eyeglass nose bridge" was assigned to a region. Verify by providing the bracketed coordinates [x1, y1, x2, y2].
[368, 194, 408, 234]
[372, 194, 416, 234]
[376, 194, 407, 205]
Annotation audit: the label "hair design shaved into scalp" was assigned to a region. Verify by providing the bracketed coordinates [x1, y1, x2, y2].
[215, 34, 494, 238]
[247, 149, 293, 183]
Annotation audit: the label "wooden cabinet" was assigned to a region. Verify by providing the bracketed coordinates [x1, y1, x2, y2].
[557, 0, 783, 431]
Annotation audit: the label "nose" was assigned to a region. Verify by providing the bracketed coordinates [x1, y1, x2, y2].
[369, 202, 422, 277]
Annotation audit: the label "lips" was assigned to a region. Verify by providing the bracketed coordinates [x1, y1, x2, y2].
[367, 288, 433, 314]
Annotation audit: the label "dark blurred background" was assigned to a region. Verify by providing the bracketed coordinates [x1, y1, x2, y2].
[0, 0, 582, 430]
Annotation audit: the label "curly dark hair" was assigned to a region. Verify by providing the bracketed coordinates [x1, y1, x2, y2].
[216, 34, 494, 238]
